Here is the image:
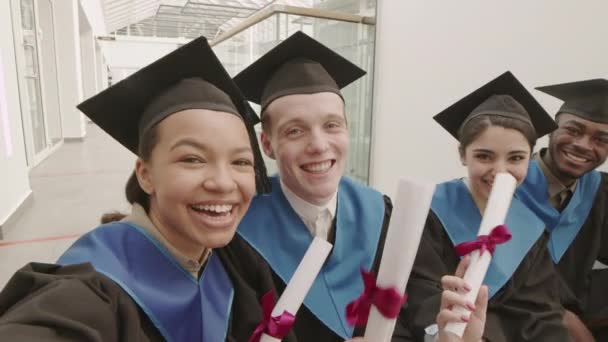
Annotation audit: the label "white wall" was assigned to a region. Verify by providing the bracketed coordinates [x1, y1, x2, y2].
[80, 4, 98, 100]
[54, 0, 85, 139]
[78, 0, 107, 35]
[371, 1, 608, 197]
[38, 0, 63, 144]
[0, 0, 32, 226]
[109, 67, 138, 84]
[100, 36, 185, 75]
[95, 42, 108, 92]
[99, 37, 185, 85]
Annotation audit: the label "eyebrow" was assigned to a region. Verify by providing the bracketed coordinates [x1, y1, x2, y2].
[326, 113, 346, 121]
[277, 113, 345, 129]
[170, 138, 206, 151]
[232, 146, 254, 154]
[562, 120, 585, 129]
[563, 120, 608, 136]
[170, 138, 252, 154]
[472, 148, 528, 154]
[472, 148, 494, 154]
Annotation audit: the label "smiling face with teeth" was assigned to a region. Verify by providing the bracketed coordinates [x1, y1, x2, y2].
[460, 125, 532, 210]
[135, 109, 256, 261]
[261, 92, 348, 205]
[546, 113, 608, 184]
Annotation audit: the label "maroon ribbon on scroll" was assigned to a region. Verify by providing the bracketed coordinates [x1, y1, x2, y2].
[248, 290, 296, 342]
[454, 224, 512, 256]
[345, 268, 408, 326]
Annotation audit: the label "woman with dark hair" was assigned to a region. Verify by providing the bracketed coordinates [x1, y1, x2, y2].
[0, 37, 291, 342]
[400, 72, 570, 342]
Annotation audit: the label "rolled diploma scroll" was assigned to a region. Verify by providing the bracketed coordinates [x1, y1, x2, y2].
[260, 237, 333, 342]
[364, 178, 436, 342]
[444, 172, 516, 337]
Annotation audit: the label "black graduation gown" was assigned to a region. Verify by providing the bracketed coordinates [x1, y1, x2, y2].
[556, 172, 608, 338]
[0, 235, 296, 342]
[398, 211, 569, 342]
[262, 195, 410, 341]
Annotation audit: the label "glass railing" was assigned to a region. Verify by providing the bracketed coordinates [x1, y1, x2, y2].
[212, 7, 375, 184]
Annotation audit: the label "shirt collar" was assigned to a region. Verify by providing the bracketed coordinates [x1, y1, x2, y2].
[535, 149, 577, 199]
[280, 180, 337, 223]
[123, 203, 209, 278]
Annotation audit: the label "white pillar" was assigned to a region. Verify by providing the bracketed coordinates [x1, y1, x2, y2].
[53, 0, 85, 139]
[79, 2, 97, 131]
[95, 42, 108, 91]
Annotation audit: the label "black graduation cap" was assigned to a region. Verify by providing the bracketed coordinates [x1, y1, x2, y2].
[535, 78, 608, 124]
[77, 36, 270, 193]
[434, 71, 557, 140]
[233, 31, 366, 110]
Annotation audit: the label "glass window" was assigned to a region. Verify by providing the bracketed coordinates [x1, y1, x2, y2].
[213, 1, 377, 183]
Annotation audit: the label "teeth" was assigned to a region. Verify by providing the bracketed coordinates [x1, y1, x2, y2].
[565, 151, 589, 163]
[303, 160, 332, 172]
[193, 204, 233, 213]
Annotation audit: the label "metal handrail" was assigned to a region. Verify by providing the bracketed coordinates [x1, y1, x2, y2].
[210, 4, 375, 46]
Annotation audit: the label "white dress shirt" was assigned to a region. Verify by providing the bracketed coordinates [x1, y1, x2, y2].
[280, 180, 337, 241]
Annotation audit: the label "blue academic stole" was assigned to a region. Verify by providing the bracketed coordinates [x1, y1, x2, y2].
[432, 179, 545, 298]
[237, 176, 385, 339]
[58, 222, 234, 342]
[516, 159, 601, 262]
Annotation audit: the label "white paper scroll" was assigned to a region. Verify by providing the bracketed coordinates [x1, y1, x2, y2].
[444, 172, 516, 337]
[260, 333, 282, 341]
[364, 178, 436, 342]
[260, 237, 333, 342]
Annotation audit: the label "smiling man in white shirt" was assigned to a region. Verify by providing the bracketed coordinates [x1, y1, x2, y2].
[235, 31, 396, 342]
